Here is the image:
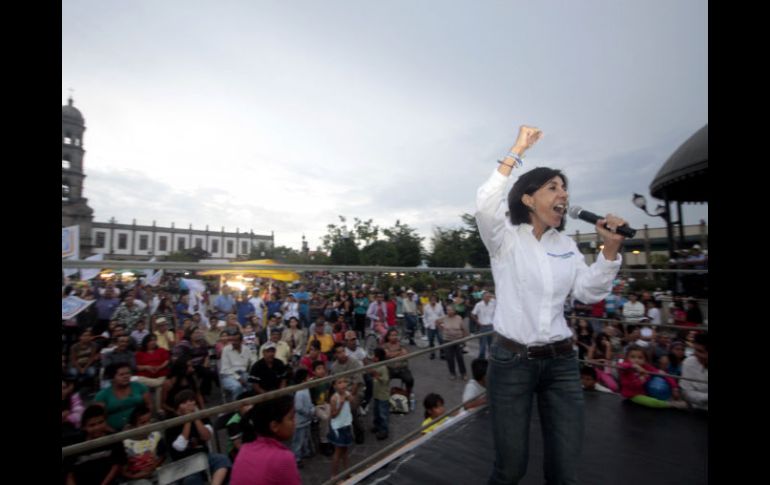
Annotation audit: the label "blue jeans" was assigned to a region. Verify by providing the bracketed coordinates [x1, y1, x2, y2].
[180, 453, 231, 485]
[291, 424, 312, 460]
[220, 374, 245, 402]
[373, 398, 389, 434]
[487, 341, 584, 485]
[428, 328, 444, 355]
[478, 325, 494, 359]
[405, 314, 418, 340]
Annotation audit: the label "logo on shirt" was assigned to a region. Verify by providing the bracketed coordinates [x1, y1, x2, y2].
[547, 251, 575, 259]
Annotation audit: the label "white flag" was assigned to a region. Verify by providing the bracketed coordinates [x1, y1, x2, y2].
[146, 269, 163, 287]
[63, 253, 104, 280]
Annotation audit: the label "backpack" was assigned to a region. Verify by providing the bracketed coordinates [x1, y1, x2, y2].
[389, 386, 409, 414]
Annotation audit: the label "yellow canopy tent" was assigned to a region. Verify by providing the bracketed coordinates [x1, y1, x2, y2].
[198, 259, 301, 282]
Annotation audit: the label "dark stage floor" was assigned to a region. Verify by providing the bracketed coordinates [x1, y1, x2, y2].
[353, 391, 708, 485]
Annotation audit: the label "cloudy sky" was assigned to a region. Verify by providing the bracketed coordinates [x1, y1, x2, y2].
[62, 0, 707, 252]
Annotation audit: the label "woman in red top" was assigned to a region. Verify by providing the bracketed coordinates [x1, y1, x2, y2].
[134, 334, 170, 414]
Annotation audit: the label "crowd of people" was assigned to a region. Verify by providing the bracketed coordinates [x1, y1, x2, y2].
[62, 271, 707, 484]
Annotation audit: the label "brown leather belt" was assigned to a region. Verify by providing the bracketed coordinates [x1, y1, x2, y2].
[495, 334, 574, 360]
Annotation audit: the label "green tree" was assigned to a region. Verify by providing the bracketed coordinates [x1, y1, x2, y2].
[360, 240, 399, 266]
[331, 237, 360, 265]
[461, 213, 490, 268]
[428, 227, 467, 268]
[382, 220, 424, 266]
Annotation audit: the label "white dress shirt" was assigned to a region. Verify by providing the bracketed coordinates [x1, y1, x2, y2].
[422, 303, 446, 330]
[475, 169, 622, 346]
[472, 300, 497, 326]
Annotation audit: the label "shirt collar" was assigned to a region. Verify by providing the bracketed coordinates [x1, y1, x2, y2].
[517, 223, 558, 240]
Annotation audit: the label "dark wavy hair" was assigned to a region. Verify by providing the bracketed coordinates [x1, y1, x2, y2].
[507, 167, 568, 231]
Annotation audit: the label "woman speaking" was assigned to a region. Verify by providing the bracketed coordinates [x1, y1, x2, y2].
[475, 125, 627, 485]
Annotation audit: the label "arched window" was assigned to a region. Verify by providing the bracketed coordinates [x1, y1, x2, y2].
[62, 155, 71, 169]
[63, 132, 73, 145]
[62, 182, 71, 202]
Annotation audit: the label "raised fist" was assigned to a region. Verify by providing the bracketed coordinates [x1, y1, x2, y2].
[513, 125, 543, 153]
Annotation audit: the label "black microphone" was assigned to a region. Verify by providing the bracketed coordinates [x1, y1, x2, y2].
[568, 206, 637, 238]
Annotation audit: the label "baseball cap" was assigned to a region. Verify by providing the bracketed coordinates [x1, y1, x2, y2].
[156, 317, 168, 325]
[344, 330, 357, 340]
[263, 342, 277, 351]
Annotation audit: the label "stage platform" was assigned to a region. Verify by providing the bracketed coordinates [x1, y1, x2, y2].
[348, 391, 708, 485]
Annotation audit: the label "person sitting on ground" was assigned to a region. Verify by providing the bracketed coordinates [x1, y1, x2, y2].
[230, 394, 301, 485]
[120, 403, 166, 484]
[164, 390, 231, 485]
[368, 347, 391, 440]
[63, 405, 127, 485]
[618, 345, 687, 409]
[667, 340, 687, 376]
[680, 332, 708, 412]
[226, 390, 256, 461]
[95, 363, 152, 432]
[463, 358, 489, 411]
[383, 328, 416, 395]
[175, 328, 216, 397]
[161, 356, 205, 417]
[249, 342, 289, 395]
[220, 332, 255, 401]
[290, 368, 314, 466]
[580, 365, 614, 393]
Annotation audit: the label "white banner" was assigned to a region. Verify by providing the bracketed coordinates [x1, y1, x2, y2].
[62, 295, 95, 320]
[146, 269, 164, 287]
[63, 253, 104, 280]
[62, 225, 80, 259]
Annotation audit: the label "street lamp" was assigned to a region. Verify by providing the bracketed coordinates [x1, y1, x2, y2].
[632, 193, 668, 220]
[632, 193, 679, 290]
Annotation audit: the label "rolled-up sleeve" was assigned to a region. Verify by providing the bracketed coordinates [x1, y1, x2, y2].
[475, 169, 513, 257]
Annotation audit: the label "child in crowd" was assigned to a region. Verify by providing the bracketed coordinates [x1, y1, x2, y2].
[422, 393, 449, 434]
[62, 377, 85, 429]
[310, 360, 334, 457]
[121, 404, 166, 484]
[291, 368, 315, 466]
[369, 347, 390, 440]
[230, 394, 301, 485]
[242, 324, 259, 356]
[580, 366, 614, 393]
[329, 376, 354, 477]
[300, 340, 329, 373]
[618, 345, 687, 409]
[226, 390, 256, 462]
[64, 405, 127, 485]
[462, 358, 488, 411]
